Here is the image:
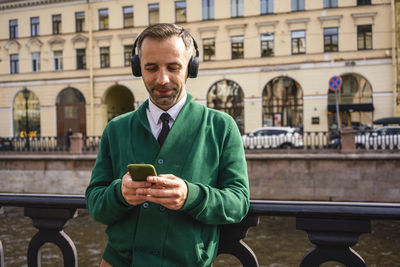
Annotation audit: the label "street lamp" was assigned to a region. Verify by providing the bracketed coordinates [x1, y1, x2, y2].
[22, 87, 30, 150]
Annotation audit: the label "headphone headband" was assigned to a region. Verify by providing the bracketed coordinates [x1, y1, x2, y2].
[131, 36, 199, 78]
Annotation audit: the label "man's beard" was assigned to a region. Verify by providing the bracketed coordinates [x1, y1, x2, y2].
[147, 85, 181, 108]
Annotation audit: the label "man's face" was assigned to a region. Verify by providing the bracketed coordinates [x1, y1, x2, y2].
[140, 35, 190, 110]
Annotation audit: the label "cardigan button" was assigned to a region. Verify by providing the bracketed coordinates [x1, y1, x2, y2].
[159, 206, 166, 212]
[142, 202, 149, 209]
[157, 158, 164, 165]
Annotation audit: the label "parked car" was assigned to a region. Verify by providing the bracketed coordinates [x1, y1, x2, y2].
[355, 126, 400, 150]
[242, 127, 303, 149]
[0, 137, 14, 151]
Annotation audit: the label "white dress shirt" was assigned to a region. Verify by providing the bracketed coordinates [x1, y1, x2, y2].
[146, 92, 187, 140]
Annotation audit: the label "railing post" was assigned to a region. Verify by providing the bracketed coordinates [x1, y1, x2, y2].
[296, 217, 371, 267]
[24, 207, 78, 267]
[218, 214, 260, 267]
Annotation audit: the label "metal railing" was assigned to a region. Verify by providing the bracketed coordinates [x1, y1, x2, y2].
[0, 136, 101, 153]
[1, 193, 400, 267]
[2, 132, 400, 152]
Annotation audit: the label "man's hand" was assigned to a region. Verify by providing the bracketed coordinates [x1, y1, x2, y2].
[121, 172, 152, 206]
[136, 174, 188, 210]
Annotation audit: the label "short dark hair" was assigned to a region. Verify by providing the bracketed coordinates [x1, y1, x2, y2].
[136, 23, 194, 57]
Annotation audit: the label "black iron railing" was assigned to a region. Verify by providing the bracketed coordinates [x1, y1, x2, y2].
[1, 194, 400, 267]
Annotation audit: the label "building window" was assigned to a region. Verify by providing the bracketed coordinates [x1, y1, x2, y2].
[231, 36, 244, 59]
[52, 14, 62, 35]
[260, 0, 273, 14]
[76, 49, 86, 69]
[123, 6, 134, 28]
[202, 0, 214, 20]
[324, 27, 338, 52]
[175, 1, 187, 23]
[100, 47, 110, 68]
[99, 9, 109, 30]
[261, 33, 274, 57]
[32, 52, 40, 72]
[124, 45, 133, 67]
[357, 0, 371, 5]
[54, 50, 63, 71]
[13, 90, 41, 138]
[203, 38, 215, 61]
[75, 12, 85, 32]
[10, 54, 19, 74]
[9, 19, 18, 39]
[149, 4, 160, 25]
[357, 25, 372, 50]
[291, 30, 306, 54]
[30, 17, 40, 36]
[323, 0, 337, 8]
[291, 0, 305, 11]
[231, 0, 243, 18]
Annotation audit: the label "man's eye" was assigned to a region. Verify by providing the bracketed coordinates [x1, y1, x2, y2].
[145, 67, 157, 72]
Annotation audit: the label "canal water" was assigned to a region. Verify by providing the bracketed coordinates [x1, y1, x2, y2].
[0, 207, 399, 267]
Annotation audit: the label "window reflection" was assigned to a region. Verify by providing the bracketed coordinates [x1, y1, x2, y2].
[13, 90, 41, 138]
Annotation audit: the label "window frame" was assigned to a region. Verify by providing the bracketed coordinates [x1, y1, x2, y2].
[291, 0, 305, 12]
[148, 3, 160, 25]
[52, 14, 62, 35]
[260, 0, 273, 15]
[76, 48, 86, 70]
[357, 0, 371, 6]
[10, 54, 19, 74]
[261, 33, 274, 57]
[75, 11, 85, 32]
[175, 1, 187, 23]
[202, 0, 214, 20]
[32, 52, 41, 72]
[203, 38, 216, 61]
[357, 24, 372, 50]
[9, 19, 18, 39]
[323, 0, 338, 8]
[291, 30, 306, 55]
[231, 0, 244, 18]
[231, 35, 244, 59]
[100, 47, 110, 68]
[123, 6, 134, 28]
[30, 17, 40, 37]
[54, 50, 63, 71]
[124, 45, 133, 67]
[98, 8, 109, 30]
[323, 27, 338, 52]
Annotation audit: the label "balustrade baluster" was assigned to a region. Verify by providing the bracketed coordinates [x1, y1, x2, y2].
[297, 217, 370, 267]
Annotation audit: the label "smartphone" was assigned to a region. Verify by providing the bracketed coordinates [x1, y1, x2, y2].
[127, 164, 157, 181]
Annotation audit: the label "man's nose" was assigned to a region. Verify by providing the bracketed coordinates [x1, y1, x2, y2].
[155, 69, 170, 85]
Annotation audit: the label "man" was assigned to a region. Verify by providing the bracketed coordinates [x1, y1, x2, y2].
[86, 23, 249, 267]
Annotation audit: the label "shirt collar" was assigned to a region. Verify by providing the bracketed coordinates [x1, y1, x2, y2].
[148, 92, 187, 124]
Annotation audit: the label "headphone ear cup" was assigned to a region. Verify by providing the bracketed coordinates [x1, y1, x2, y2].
[188, 56, 199, 78]
[131, 54, 142, 77]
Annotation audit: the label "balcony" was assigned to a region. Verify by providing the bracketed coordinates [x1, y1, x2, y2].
[1, 194, 399, 266]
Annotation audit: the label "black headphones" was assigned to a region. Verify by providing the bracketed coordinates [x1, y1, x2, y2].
[131, 36, 199, 78]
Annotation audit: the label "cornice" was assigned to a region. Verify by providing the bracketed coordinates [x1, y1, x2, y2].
[0, 0, 82, 11]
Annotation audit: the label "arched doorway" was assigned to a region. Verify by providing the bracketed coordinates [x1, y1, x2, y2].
[13, 88, 41, 138]
[327, 73, 373, 131]
[206, 79, 245, 134]
[56, 87, 86, 137]
[104, 85, 135, 122]
[262, 76, 303, 128]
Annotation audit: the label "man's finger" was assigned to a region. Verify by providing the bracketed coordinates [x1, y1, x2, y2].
[147, 176, 178, 187]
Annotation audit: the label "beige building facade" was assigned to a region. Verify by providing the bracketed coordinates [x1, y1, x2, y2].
[0, 0, 396, 137]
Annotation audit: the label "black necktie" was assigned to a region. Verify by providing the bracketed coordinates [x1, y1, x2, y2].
[158, 113, 171, 147]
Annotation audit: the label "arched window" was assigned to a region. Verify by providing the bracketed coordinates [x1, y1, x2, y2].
[207, 79, 245, 134]
[262, 77, 303, 127]
[56, 87, 86, 136]
[327, 73, 373, 130]
[104, 85, 135, 122]
[13, 89, 41, 138]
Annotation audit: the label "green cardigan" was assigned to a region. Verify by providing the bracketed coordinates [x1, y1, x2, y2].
[86, 94, 250, 267]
